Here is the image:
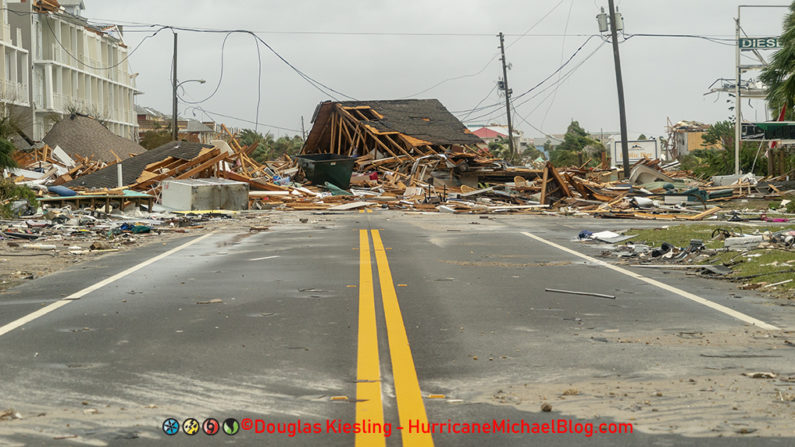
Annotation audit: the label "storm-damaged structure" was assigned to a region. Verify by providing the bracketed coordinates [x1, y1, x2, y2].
[302, 99, 484, 159]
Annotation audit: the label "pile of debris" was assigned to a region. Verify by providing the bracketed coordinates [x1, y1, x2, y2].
[239, 154, 792, 219]
[237, 99, 794, 219]
[8, 144, 108, 187]
[580, 226, 795, 297]
[4, 101, 793, 221]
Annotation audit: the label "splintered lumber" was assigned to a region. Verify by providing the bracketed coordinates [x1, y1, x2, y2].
[132, 148, 222, 190]
[142, 156, 180, 172]
[249, 191, 292, 197]
[537, 162, 573, 205]
[175, 151, 228, 179]
[539, 164, 550, 205]
[135, 170, 159, 184]
[679, 206, 721, 221]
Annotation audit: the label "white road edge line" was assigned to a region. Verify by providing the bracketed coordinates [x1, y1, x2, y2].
[0, 231, 217, 338]
[520, 231, 780, 331]
[249, 255, 279, 261]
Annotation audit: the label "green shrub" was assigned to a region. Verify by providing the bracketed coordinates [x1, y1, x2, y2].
[0, 178, 37, 218]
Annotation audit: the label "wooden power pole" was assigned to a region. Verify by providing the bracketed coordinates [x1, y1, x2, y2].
[172, 33, 178, 142]
[498, 32, 516, 160]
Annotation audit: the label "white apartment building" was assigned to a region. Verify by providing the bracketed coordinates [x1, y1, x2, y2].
[0, 0, 30, 112]
[8, 0, 138, 141]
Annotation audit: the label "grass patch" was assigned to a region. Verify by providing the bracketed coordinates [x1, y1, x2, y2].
[629, 224, 795, 297]
[708, 249, 795, 292]
[629, 224, 788, 250]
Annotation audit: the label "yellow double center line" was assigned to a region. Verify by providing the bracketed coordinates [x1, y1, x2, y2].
[356, 229, 433, 447]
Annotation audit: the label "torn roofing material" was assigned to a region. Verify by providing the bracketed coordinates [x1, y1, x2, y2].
[43, 114, 147, 164]
[302, 99, 483, 156]
[64, 141, 212, 189]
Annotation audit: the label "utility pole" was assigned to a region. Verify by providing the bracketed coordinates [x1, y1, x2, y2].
[301, 116, 306, 141]
[172, 33, 178, 142]
[734, 12, 742, 175]
[604, 1, 630, 178]
[498, 32, 516, 160]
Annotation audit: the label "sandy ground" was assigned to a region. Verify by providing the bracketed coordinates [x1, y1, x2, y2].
[480, 327, 795, 437]
[2, 212, 793, 441]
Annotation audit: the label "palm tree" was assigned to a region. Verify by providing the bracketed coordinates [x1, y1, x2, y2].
[0, 138, 17, 169]
[760, 2, 795, 109]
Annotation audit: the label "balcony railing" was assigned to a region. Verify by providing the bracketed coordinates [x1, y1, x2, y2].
[0, 79, 30, 105]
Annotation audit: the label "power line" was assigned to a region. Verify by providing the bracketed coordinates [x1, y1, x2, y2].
[464, 101, 509, 124]
[183, 105, 302, 133]
[477, 40, 606, 131]
[177, 32, 233, 105]
[40, 11, 356, 102]
[541, 0, 576, 127]
[436, 0, 572, 116]
[459, 84, 499, 121]
[506, 0, 569, 49]
[454, 35, 599, 121]
[43, 18, 167, 70]
[512, 34, 600, 102]
[514, 40, 606, 111]
[402, 54, 498, 98]
[623, 32, 736, 46]
[511, 104, 561, 143]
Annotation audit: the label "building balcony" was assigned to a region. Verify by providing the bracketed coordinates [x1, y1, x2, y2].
[0, 23, 10, 44]
[0, 79, 29, 105]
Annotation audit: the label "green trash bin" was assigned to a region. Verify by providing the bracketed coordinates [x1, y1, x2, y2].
[295, 154, 357, 189]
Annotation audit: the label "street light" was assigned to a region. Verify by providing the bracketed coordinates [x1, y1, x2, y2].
[172, 79, 205, 141]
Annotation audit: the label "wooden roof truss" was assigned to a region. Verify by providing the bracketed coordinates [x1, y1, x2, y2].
[318, 104, 478, 160]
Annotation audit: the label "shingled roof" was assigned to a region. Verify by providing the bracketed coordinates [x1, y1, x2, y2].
[303, 99, 482, 156]
[64, 141, 211, 189]
[342, 99, 481, 145]
[43, 114, 147, 164]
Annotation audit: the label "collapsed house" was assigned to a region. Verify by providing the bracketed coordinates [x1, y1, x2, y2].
[302, 99, 483, 158]
[300, 99, 548, 187]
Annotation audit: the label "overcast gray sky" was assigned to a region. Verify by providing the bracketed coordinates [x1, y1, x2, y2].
[85, 0, 791, 140]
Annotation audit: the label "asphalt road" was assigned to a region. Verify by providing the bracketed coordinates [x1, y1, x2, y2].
[0, 212, 793, 446]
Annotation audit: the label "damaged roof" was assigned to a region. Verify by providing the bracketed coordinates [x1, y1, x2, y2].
[64, 141, 211, 189]
[43, 114, 146, 164]
[184, 119, 214, 133]
[304, 99, 482, 153]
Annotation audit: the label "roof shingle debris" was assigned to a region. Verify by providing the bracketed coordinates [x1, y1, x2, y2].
[64, 141, 211, 189]
[43, 114, 146, 164]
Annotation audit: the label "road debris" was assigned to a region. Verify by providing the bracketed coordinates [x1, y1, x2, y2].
[0, 409, 22, 421]
[545, 288, 616, 299]
[742, 372, 777, 379]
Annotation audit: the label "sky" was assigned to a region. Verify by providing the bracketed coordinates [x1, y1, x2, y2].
[83, 0, 791, 141]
